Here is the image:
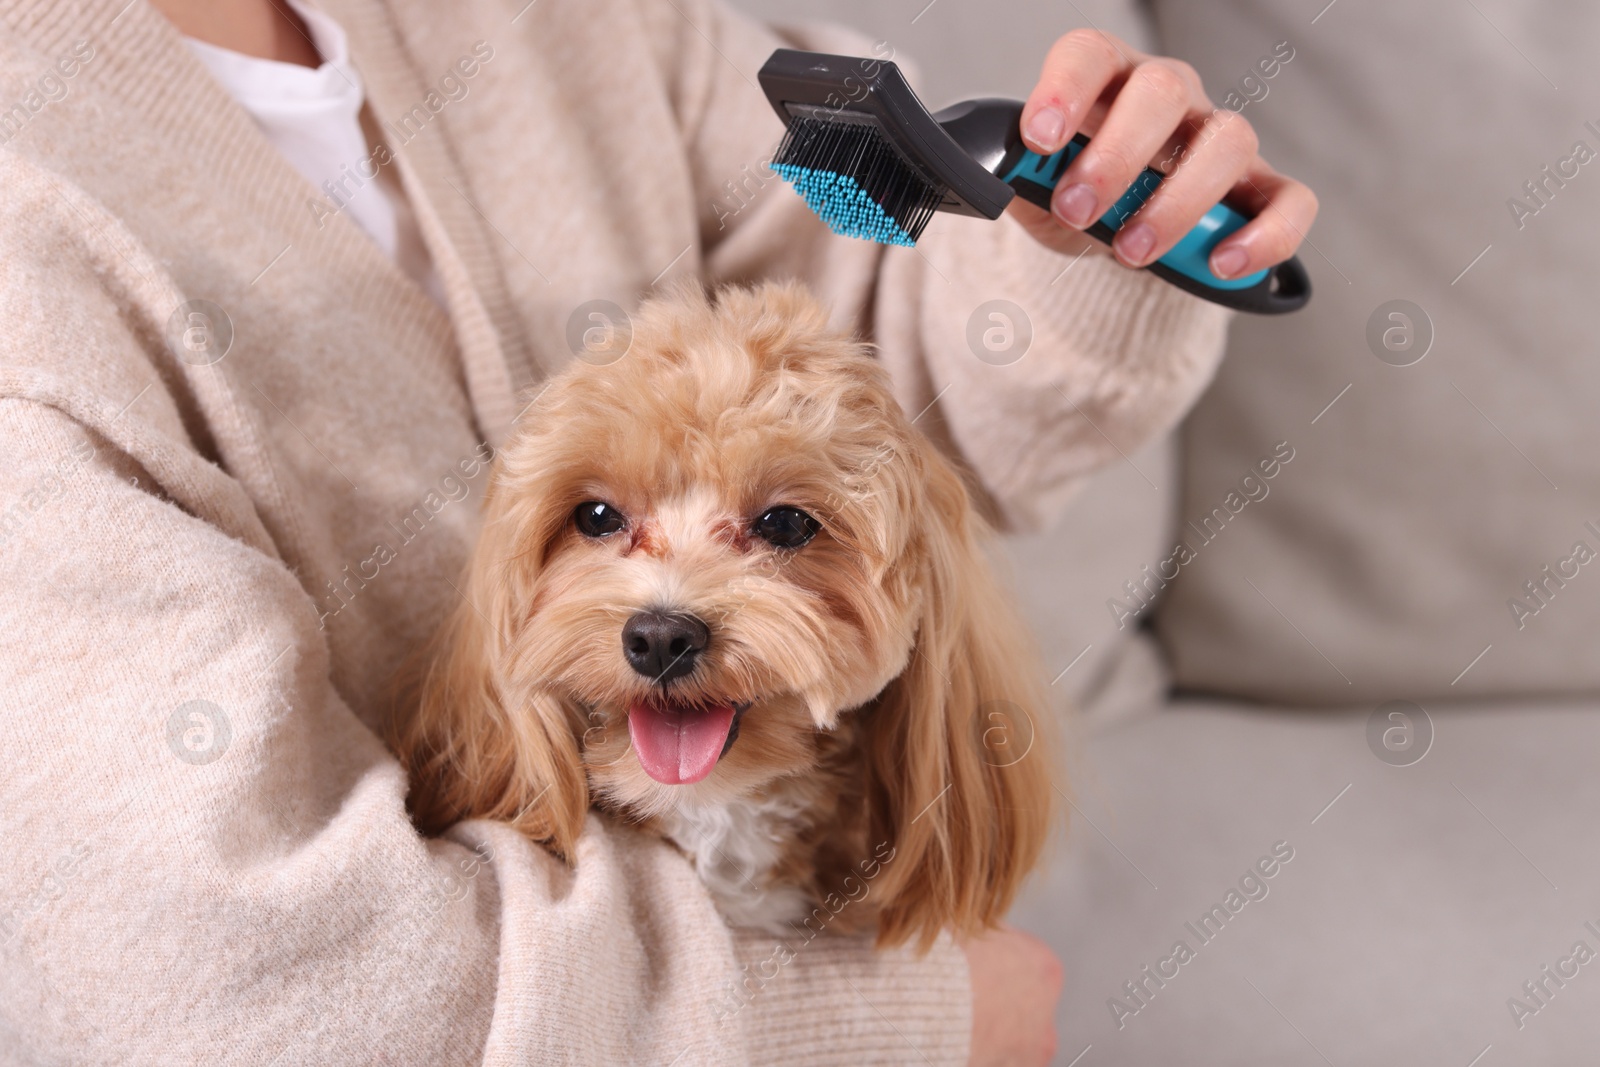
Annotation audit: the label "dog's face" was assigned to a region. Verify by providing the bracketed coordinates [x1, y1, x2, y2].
[398, 281, 1053, 948]
[491, 284, 929, 818]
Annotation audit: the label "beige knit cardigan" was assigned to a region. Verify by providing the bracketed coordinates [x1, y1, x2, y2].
[0, 0, 1227, 1061]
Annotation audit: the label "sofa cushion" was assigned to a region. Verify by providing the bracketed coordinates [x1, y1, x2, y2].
[1000, 438, 1176, 726]
[1010, 697, 1600, 1065]
[1148, 0, 1600, 703]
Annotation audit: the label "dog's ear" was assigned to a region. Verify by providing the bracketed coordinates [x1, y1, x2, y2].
[389, 465, 590, 860]
[863, 446, 1056, 951]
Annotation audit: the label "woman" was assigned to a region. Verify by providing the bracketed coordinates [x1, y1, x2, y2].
[0, 0, 1312, 1061]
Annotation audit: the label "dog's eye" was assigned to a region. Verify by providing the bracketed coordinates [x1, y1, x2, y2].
[752, 505, 820, 549]
[574, 501, 627, 537]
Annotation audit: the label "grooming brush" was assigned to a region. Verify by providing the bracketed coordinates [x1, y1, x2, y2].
[758, 49, 1310, 315]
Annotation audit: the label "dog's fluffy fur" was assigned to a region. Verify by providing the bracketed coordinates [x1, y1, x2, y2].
[392, 280, 1054, 949]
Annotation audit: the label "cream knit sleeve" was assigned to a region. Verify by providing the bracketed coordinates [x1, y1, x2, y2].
[645, 0, 1232, 532]
[0, 175, 970, 1064]
[0, 395, 764, 1063]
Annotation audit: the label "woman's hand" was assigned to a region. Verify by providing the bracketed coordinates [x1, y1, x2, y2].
[1006, 28, 1317, 280]
[963, 924, 1063, 1067]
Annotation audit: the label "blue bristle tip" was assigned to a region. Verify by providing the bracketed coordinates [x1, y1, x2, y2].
[772, 163, 917, 247]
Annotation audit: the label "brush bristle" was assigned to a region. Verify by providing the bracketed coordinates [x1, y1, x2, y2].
[772, 115, 945, 247]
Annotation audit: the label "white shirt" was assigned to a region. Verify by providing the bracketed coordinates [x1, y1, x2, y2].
[184, 0, 446, 308]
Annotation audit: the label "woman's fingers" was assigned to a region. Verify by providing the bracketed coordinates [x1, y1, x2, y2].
[1207, 164, 1319, 278]
[1114, 108, 1260, 268]
[1019, 28, 1135, 155]
[1050, 59, 1202, 258]
[1021, 27, 1317, 275]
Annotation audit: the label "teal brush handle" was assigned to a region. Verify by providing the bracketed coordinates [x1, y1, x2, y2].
[1001, 133, 1309, 314]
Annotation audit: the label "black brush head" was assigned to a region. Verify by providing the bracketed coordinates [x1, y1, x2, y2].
[771, 111, 945, 245]
[758, 50, 1016, 245]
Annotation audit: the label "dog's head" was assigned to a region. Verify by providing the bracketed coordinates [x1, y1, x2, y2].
[395, 280, 1052, 946]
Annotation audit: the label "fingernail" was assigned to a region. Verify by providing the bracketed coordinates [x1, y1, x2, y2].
[1211, 245, 1249, 279]
[1055, 183, 1097, 228]
[1116, 223, 1156, 265]
[1026, 107, 1064, 151]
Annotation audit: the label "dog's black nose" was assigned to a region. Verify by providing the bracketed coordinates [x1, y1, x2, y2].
[622, 611, 709, 682]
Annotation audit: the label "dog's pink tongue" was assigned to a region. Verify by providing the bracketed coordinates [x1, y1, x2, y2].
[627, 701, 736, 784]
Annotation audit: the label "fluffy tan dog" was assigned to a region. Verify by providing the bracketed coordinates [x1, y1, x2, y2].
[393, 280, 1054, 948]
